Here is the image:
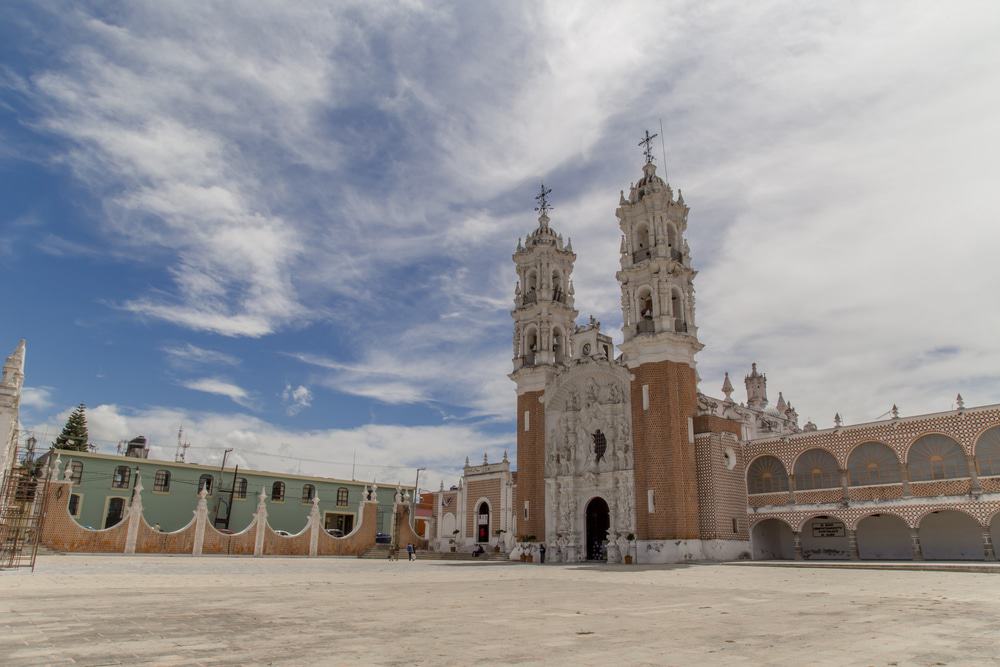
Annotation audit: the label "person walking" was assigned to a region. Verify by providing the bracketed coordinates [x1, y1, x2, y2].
[539, 542, 546, 564]
[406, 542, 415, 561]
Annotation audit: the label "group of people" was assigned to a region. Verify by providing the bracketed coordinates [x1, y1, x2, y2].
[387, 543, 417, 561]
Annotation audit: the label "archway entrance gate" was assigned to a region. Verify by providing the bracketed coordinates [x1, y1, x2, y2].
[585, 497, 610, 561]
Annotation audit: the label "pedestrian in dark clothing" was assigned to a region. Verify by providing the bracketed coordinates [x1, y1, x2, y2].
[407, 543, 415, 561]
[539, 543, 546, 563]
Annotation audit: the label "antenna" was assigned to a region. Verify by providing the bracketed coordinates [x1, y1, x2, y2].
[658, 118, 669, 182]
[175, 426, 184, 462]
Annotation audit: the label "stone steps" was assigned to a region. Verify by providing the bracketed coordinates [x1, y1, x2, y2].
[359, 545, 509, 561]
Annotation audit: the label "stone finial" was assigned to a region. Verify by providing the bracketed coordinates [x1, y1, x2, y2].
[63, 460, 75, 482]
[503, 449, 509, 463]
[566, 237, 573, 252]
[311, 494, 320, 509]
[568, 280, 575, 296]
[257, 487, 267, 509]
[804, 420, 817, 432]
[776, 392, 787, 413]
[403, 489, 411, 503]
[834, 412, 843, 427]
[956, 393, 965, 410]
[439, 480, 444, 491]
[891, 404, 899, 419]
[619, 190, 626, 205]
[465, 456, 470, 467]
[677, 189, 685, 205]
[619, 236, 626, 254]
[50, 452, 63, 479]
[516, 237, 523, 252]
[483, 452, 488, 465]
[721, 372, 734, 402]
[134, 474, 144, 496]
[394, 486, 402, 504]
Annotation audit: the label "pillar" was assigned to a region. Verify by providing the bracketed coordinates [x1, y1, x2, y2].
[900, 463, 911, 497]
[192, 488, 208, 556]
[984, 531, 997, 561]
[792, 531, 803, 560]
[847, 528, 860, 560]
[308, 495, 321, 557]
[788, 474, 797, 505]
[967, 455, 982, 495]
[840, 469, 850, 504]
[124, 475, 145, 555]
[253, 488, 268, 557]
[909, 527, 923, 561]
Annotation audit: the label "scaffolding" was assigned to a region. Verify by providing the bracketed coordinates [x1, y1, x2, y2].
[0, 463, 50, 571]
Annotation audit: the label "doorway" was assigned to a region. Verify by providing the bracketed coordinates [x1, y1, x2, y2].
[585, 497, 610, 560]
[477, 502, 490, 543]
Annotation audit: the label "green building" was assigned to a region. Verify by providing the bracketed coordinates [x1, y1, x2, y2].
[45, 448, 407, 536]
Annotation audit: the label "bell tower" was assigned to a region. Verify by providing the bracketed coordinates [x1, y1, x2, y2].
[616, 133, 703, 542]
[509, 183, 578, 540]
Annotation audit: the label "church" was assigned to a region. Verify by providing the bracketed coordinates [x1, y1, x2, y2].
[429, 137, 1000, 564]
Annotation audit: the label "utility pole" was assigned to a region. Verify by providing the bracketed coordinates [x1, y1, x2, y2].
[412, 467, 425, 535]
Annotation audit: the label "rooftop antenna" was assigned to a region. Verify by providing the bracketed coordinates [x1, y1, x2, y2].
[174, 426, 191, 463]
[658, 118, 669, 182]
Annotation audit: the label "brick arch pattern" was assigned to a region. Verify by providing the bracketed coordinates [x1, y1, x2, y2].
[750, 498, 1000, 531]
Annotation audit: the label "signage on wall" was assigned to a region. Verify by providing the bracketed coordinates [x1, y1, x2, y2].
[811, 521, 845, 538]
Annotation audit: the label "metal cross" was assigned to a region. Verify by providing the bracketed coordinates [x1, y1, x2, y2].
[534, 182, 553, 215]
[638, 129, 659, 164]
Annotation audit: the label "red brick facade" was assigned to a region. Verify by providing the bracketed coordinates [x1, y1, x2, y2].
[629, 359, 700, 540]
[515, 390, 545, 539]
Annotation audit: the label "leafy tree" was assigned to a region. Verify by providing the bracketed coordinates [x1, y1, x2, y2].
[53, 403, 89, 452]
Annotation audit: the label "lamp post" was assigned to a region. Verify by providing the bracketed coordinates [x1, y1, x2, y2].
[412, 467, 425, 536]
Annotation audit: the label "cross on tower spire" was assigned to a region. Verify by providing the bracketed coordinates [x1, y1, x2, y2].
[534, 182, 553, 216]
[638, 129, 658, 164]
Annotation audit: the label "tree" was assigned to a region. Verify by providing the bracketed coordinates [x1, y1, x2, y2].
[53, 403, 89, 452]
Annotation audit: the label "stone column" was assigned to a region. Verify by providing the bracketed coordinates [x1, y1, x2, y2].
[984, 531, 996, 561]
[192, 488, 208, 556]
[124, 475, 144, 555]
[909, 527, 923, 561]
[847, 528, 860, 560]
[840, 469, 850, 504]
[792, 531, 803, 560]
[787, 474, 797, 505]
[967, 454, 982, 495]
[900, 463, 912, 497]
[308, 495, 321, 557]
[253, 488, 268, 557]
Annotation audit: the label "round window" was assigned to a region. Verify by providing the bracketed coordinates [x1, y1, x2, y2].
[582, 343, 591, 356]
[723, 447, 738, 470]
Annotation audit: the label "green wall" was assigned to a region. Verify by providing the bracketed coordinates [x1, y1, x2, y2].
[56, 451, 404, 535]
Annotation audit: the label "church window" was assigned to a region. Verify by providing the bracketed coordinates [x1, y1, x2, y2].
[524, 411, 530, 432]
[153, 470, 171, 493]
[112, 465, 131, 489]
[69, 461, 83, 484]
[732, 517, 738, 534]
[302, 484, 315, 503]
[642, 385, 649, 411]
[271, 481, 285, 502]
[974, 426, 1000, 477]
[647, 489, 655, 513]
[747, 456, 789, 494]
[592, 430, 607, 462]
[198, 474, 213, 494]
[793, 449, 839, 490]
[907, 434, 965, 481]
[847, 442, 900, 486]
[523, 500, 529, 521]
[552, 270, 563, 302]
[234, 478, 247, 499]
[337, 487, 349, 506]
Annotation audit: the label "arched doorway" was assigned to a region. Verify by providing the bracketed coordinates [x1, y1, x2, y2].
[585, 497, 610, 561]
[751, 519, 794, 560]
[800, 516, 851, 559]
[476, 502, 490, 543]
[919, 510, 983, 560]
[856, 514, 912, 560]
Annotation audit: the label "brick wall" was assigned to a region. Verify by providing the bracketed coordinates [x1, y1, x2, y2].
[40, 481, 128, 553]
[629, 359, 700, 540]
[515, 390, 545, 539]
[695, 431, 749, 540]
[465, 478, 501, 537]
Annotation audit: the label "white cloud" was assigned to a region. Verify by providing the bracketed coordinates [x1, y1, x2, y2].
[181, 377, 256, 409]
[281, 384, 313, 416]
[27, 403, 509, 491]
[20, 386, 53, 411]
[162, 343, 240, 369]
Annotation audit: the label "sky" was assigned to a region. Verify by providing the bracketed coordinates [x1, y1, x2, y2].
[2, 1, 999, 492]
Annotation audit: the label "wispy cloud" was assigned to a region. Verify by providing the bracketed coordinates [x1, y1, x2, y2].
[20, 386, 53, 411]
[181, 377, 256, 409]
[162, 343, 240, 369]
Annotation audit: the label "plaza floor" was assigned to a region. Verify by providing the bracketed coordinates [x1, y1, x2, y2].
[1, 555, 998, 666]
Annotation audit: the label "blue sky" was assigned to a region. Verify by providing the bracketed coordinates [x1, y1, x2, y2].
[2, 2, 1000, 490]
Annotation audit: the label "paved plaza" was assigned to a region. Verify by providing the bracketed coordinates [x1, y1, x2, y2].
[1, 556, 998, 666]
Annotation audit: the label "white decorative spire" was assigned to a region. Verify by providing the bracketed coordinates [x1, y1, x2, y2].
[775, 392, 787, 413]
[483, 451, 488, 465]
[502, 449, 509, 463]
[956, 393, 965, 410]
[721, 372, 734, 402]
[834, 412, 843, 427]
[891, 404, 899, 419]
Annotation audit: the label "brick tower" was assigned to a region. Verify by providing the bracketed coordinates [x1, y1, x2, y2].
[615, 147, 703, 541]
[509, 185, 578, 540]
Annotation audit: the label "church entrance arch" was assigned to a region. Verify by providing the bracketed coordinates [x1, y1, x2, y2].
[585, 497, 610, 561]
[476, 501, 490, 543]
